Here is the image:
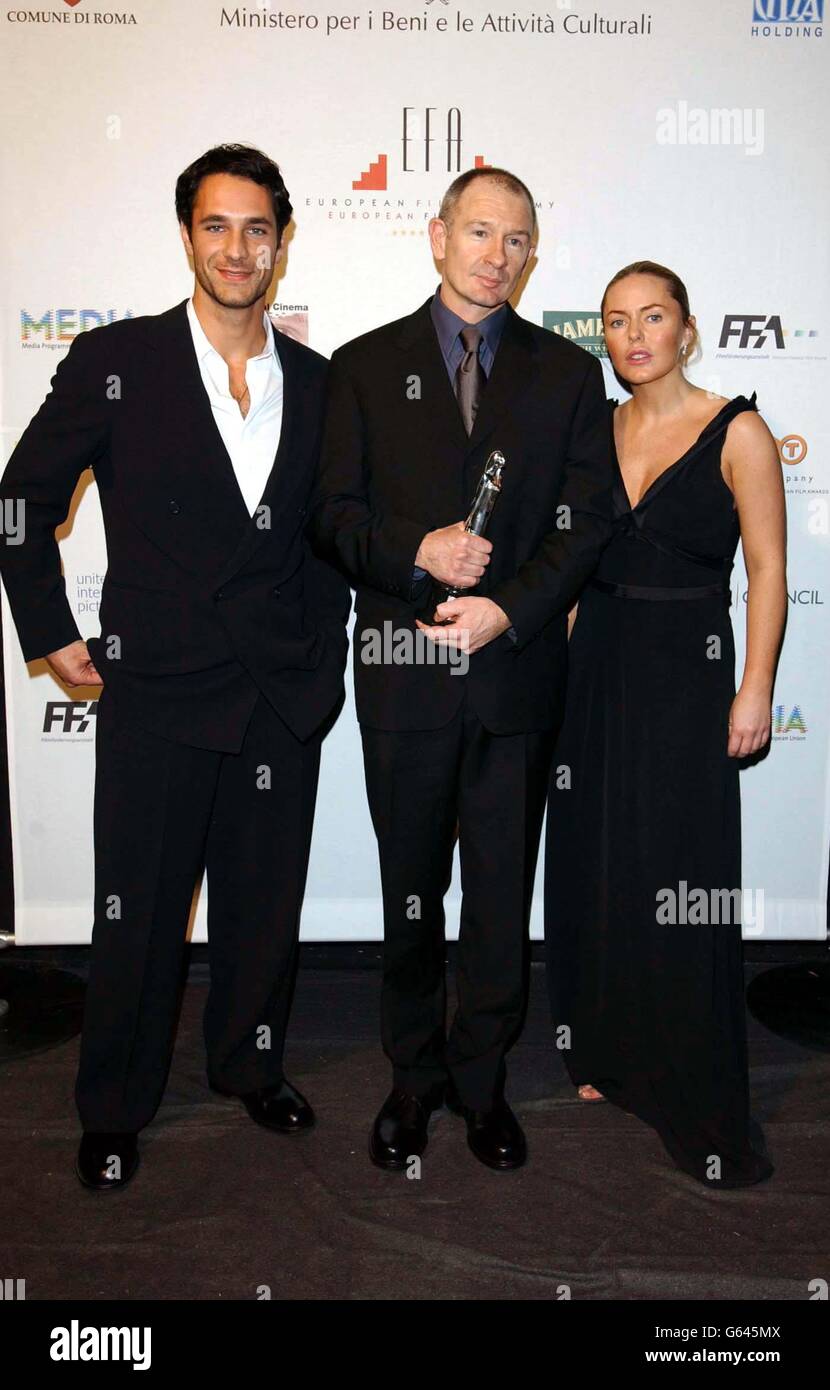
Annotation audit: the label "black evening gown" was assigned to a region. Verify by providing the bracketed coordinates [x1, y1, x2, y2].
[545, 392, 773, 1187]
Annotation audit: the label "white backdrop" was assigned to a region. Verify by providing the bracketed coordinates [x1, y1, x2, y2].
[1, 0, 827, 941]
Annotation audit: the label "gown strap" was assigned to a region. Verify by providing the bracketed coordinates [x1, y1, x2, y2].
[702, 391, 758, 438]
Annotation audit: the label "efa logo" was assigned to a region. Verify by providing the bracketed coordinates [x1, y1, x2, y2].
[43, 701, 98, 735]
[353, 107, 488, 190]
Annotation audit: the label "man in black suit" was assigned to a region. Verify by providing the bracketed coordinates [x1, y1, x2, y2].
[0, 145, 349, 1189]
[312, 167, 614, 1171]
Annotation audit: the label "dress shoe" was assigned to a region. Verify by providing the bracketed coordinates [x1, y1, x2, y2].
[446, 1085, 526, 1170]
[76, 1131, 139, 1191]
[369, 1085, 444, 1171]
[211, 1078, 315, 1133]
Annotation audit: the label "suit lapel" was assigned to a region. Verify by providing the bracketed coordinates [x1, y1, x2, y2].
[466, 303, 540, 455]
[213, 326, 304, 587]
[153, 300, 252, 533]
[149, 300, 305, 584]
[397, 298, 541, 460]
[395, 299, 471, 457]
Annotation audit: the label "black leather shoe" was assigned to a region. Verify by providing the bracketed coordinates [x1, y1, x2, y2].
[211, 1078, 315, 1133]
[76, 1132, 139, 1191]
[446, 1086, 526, 1170]
[369, 1085, 444, 1171]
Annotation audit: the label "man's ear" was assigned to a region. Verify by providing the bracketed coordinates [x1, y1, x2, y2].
[428, 216, 447, 261]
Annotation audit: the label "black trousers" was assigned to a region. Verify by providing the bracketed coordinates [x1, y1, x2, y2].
[361, 691, 555, 1110]
[75, 687, 321, 1133]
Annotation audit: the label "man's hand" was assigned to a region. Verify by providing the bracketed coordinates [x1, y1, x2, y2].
[415, 597, 510, 655]
[45, 639, 103, 687]
[415, 521, 492, 589]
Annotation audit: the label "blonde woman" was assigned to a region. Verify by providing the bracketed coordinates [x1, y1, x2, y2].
[545, 261, 786, 1187]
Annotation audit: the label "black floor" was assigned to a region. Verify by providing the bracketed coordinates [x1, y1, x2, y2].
[1, 947, 828, 1301]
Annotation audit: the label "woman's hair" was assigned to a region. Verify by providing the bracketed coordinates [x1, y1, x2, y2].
[601, 260, 701, 365]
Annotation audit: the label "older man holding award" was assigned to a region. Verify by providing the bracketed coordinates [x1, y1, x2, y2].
[312, 166, 614, 1171]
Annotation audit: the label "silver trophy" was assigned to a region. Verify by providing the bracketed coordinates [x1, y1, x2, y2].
[420, 449, 507, 624]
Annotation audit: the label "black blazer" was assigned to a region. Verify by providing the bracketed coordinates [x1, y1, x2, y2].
[310, 297, 615, 733]
[0, 300, 350, 751]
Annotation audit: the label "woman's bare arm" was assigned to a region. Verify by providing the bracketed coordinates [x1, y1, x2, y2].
[722, 410, 787, 758]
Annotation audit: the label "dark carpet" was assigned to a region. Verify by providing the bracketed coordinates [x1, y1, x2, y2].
[1, 950, 828, 1301]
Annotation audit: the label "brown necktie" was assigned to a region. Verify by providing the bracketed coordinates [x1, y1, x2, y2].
[455, 325, 486, 435]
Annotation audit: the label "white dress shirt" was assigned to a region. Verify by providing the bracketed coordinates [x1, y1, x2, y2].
[186, 297, 284, 517]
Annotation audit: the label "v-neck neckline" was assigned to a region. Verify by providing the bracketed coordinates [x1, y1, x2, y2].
[186, 304, 294, 522]
[610, 397, 737, 514]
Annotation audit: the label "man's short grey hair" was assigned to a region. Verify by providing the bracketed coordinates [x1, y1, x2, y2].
[437, 167, 538, 240]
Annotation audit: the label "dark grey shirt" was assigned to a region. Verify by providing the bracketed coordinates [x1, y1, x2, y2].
[429, 285, 507, 384]
[414, 291, 515, 642]
[413, 289, 506, 582]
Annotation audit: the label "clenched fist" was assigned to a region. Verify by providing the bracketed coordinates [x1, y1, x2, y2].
[415, 521, 492, 589]
[45, 638, 103, 688]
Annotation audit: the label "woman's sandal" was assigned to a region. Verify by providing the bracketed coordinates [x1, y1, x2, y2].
[577, 1084, 606, 1102]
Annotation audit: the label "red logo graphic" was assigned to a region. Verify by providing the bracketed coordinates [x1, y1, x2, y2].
[353, 155, 387, 191]
[352, 151, 489, 191]
[64, 1, 82, 7]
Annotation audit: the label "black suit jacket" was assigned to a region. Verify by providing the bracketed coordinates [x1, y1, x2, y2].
[310, 297, 614, 733]
[0, 299, 350, 751]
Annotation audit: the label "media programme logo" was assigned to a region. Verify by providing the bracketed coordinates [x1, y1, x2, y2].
[20, 309, 134, 349]
[771, 704, 807, 739]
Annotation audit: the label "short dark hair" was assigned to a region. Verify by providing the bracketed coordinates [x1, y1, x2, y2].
[175, 143, 293, 241]
[437, 167, 537, 240]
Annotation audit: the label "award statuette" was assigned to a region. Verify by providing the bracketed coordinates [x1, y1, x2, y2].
[418, 450, 507, 625]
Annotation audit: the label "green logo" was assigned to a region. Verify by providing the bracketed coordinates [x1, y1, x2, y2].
[543, 311, 607, 358]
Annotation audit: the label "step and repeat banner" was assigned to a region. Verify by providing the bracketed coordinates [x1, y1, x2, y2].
[1, 0, 827, 941]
